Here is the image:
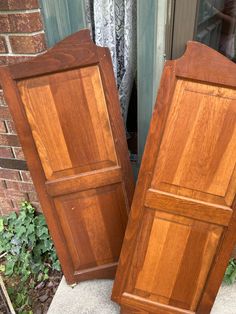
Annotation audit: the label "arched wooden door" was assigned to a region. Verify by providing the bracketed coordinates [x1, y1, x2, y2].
[112, 42, 236, 314]
[0, 30, 134, 285]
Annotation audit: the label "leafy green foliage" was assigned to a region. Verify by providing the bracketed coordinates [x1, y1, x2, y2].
[0, 201, 61, 313]
[224, 258, 236, 285]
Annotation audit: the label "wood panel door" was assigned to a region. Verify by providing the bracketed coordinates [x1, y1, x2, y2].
[0, 30, 134, 285]
[112, 41, 236, 314]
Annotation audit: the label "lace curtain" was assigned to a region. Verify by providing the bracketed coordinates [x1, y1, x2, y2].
[85, 0, 137, 124]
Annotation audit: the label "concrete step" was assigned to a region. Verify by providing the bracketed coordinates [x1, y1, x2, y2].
[48, 277, 236, 314]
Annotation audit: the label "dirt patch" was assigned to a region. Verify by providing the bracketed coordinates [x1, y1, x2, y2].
[2, 271, 62, 313]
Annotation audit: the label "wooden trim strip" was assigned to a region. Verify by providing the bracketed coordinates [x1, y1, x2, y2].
[145, 189, 232, 226]
[121, 293, 195, 314]
[46, 166, 122, 197]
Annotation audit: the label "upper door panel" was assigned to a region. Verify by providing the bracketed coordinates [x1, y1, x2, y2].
[18, 66, 117, 180]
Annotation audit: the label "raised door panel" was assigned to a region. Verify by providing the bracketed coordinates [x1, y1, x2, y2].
[18, 65, 117, 179]
[1, 30, 134, 285]
[54, 184, 127, 272]
[151, 79, 236, 206]
[112, 42, 236, 314]
[123, 210, 223, 312]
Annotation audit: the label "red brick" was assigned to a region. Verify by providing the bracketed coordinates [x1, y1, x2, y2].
[4, 188, 27, 198]
[0, 147, 13, 158]
[5, 180, 34, 192]
[0, 12, 43, 33]
[0, 188, 41, 214]
[5, 120, 16, 134]
[0, 55, 34, 66]
[0, 91, 7, 107]
[0, 169, 20, 180]
[0, 121, 7, 133]
[0, 15, 10, 32]
[4, 189, 28, 209]
[27, 191, 38, 203]
[0, 134, 19, 146]
[0, 36, 8, 53]
[0, 197, 13, 214]
[20, 171, 32, 182]
[0, 187, 6, 198]
[0, 106, 11, 120]
[10, 33, 46, 54]
[0, 180, 6, 190]
[0, 0, 39, 10]
[13, 147, 25, 159]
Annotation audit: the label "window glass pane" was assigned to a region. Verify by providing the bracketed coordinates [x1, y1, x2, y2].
[195, 0, 236, 61]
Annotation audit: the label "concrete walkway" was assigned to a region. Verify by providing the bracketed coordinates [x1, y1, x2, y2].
[48, 278, 236, 313]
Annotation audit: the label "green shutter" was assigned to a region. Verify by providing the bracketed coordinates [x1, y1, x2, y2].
[137, 0, 167, 165]
[39, 0, 88, 47]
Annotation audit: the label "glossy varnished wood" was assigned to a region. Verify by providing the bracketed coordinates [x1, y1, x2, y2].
[112, 42, 236, 313]
[0, 30, 134, 284]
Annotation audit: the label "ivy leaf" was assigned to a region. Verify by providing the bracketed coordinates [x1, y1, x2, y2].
[5, 259, 15, 276]
[27, 223, 35, 234]
[1, 200, 61, 312]
[37, 226, 49, 238]
[229, 267, 236, 284]
[225, 264, 233, 275]
[43, 273, 49, 280]
[0, 264, 5, 272]
[52, 259, 61, 271]
[0, 218, 4, 232]
[224, 258, 236, 285]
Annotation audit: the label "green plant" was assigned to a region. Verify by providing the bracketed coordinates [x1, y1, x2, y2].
[0, 201, 61, 312]
[224, 258, 236, 285]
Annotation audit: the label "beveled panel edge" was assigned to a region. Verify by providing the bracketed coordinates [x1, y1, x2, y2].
[121, 293, 195, 314]
[154, 181, 228, 207]
[46, 166, 123, 197]
[74, 262, 117, 282]
[144, 189, 232, 226]
[74, 261, 118, 276]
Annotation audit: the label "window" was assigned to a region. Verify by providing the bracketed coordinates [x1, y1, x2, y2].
[195, 0, 236, 61]
[170, 0, 236, 62]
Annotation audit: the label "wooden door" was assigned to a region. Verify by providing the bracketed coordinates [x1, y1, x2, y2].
[112, 41, 236, 313]
[0, 30, 134, 285]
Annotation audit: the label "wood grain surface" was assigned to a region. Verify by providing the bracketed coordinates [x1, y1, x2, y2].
[0, 29, 134, 284]
[112, 41, 236, 314]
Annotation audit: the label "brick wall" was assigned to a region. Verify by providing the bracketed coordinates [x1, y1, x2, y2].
[0, 0, 47, 215]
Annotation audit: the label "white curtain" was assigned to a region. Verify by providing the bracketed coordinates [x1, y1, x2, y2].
[85, 0, 137, 124]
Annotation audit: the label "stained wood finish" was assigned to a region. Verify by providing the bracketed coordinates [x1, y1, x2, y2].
[0, 30, 134, 284]
[112, 41, 236, 314]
